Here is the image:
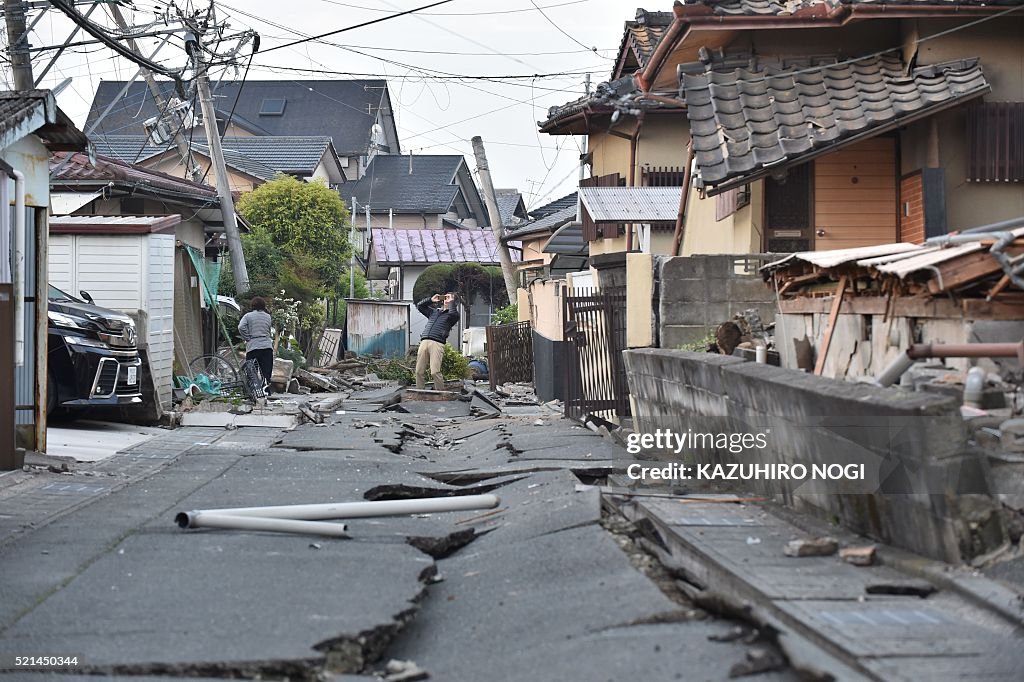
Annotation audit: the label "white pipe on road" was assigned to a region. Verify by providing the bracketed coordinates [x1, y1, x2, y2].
[176, 494, 500, 523]
[176, 512, 350, 537]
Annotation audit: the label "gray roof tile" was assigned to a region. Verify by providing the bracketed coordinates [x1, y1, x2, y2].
[85, 79, 396, 157]
[90, 135, 334, 180]
[678, 0, 1014, 15]
[682, 55, 989, 192]
[349, 155, 465, 214]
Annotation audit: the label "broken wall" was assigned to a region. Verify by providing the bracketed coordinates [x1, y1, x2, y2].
[624, 348, 1005, 563]
[651, 254, 779, 348]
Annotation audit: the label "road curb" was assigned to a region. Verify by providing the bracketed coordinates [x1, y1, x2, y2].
[876, 546, 1024, 630]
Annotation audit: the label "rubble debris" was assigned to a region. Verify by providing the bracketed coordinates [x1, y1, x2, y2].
[403, 388, 462, 402]
[286, 378, 303, 394]
[783, 537, 839, 557]
[839, 545, 877, 566]
[383, 658, 429, 682]
[865, 580, 937, 598]
[271, 358, 295, 387]
[296, 368, 339, 392]
[728, 646, 786, 678]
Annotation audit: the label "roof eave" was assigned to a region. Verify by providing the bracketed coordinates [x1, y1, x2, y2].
[701, 84, 991, 197]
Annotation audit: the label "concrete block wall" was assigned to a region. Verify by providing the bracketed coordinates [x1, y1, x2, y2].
[656, 254, 779, 348]
[624, 348, 1004, 563]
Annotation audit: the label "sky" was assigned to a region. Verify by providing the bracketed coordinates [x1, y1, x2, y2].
[4, 0, 640, 211]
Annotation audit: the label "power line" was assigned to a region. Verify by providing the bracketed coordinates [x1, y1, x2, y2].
[530, 0, 611, 60]
[259, 0, 457, 55]
[317, 0, 592, 16]
[46, 0, 184, 79]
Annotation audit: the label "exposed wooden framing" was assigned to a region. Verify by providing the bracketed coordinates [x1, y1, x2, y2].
[814, 275, 848, 376]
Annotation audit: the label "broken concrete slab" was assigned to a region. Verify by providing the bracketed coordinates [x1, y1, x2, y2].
[397, 401, 472, 418]
[402, 389, 462, 402]
[179, 412, 300, 429]
[386, 524, 693, 680]
[0, 532, 431, 674]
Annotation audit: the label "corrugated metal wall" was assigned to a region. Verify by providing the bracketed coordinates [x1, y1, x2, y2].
[347, 301, 409, 358]
[14, 206, 36, 426]
[148, 235, 175, 407]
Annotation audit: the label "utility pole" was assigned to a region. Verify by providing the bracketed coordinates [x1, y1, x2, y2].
[189, 32, 250, 293]
[349, 196, 357, 299]
[108, 5, 203, 183]
[4, 0, 35, 90]
[471, 136, 518, 304]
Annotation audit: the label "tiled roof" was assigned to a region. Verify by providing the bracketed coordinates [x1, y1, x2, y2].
[505, 204, 578, 240]
[370, 228, 510, 265]
[495, 188, 528, 226]
[350, 155, 465, 214]
[529, 191, 578, 220]
[682, 55, 989, 193]
[614, 9, 674, 78]
[50, 151, 217, 199]
[0, 90, 86, 152]
[201, 137, 334, 177]
[85, 80, 398, 157]
[90, 135, 334, 179]
[677, 0, 1015, 16]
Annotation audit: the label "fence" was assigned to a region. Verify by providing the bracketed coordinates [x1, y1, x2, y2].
[486, 321, 533, 389]
[563, 286, 630, 421]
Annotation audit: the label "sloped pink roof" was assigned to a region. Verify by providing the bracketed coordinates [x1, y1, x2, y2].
[371, 228, 517, 266]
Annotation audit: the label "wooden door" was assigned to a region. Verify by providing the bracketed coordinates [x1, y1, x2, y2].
[764, 162, 812, 253]
[813, 138, 897, 250]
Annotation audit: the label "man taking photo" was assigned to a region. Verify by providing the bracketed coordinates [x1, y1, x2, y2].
[415, 292, 460, 391]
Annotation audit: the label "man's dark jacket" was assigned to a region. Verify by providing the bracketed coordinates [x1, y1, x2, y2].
[417, 298, 460, 343]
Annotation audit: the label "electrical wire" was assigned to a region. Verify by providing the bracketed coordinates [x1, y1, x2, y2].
[259, 0, 457, 55]
[530, 0, 611, 60]
[46, 0, 184, 78]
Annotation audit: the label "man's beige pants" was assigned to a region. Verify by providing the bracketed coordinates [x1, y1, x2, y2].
[415, 339, 445, 391]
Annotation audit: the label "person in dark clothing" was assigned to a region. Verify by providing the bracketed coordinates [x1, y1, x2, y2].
[238, 296, 274, 392]
[415, 292, 460, 390]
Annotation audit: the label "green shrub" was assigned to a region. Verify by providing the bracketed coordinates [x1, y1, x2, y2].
[276, 344, 306, 370]
[492, 303, 518, 325]
[441, 343, 471, 380]
[365, 358, 414, 383]
[678, 330, 717, 352]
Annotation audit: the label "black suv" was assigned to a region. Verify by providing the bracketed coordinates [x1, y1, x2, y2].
[47, 285, 143, 414]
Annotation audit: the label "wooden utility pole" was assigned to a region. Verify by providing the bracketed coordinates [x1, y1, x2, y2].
[108, 5, 203, 183]
[4, 0, 35, 90]
[471, 136, 518, 304]
[190, 33, 250, 293]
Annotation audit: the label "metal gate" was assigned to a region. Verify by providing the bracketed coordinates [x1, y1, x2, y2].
[563, 286, 631, 421]
[486, 321, 533, 389]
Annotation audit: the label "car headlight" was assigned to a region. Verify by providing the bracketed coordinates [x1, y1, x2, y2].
[63, 335, 109, 348]
[48, 311, 83, 329]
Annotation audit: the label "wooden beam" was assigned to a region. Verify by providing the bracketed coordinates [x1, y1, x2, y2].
[814, 275, 848, 376]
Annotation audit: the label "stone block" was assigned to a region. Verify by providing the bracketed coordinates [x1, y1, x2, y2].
[272, 358, 295, 384]
[660, 324, 713, 349]
[659, 277, 707, 304]
[725, 276, 773, 304]
[660, 255, 705, 281]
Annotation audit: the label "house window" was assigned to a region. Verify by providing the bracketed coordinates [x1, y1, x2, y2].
[714, 184, 751, 222]
[967, 102, 1023, 183]
[259, 98, 286, 116]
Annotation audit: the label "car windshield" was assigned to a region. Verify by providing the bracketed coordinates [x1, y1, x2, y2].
[47, 284, 82, 303]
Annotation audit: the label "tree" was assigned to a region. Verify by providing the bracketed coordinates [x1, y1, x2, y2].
[222, 175, 351, 353]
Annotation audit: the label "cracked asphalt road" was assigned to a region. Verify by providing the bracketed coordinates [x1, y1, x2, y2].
[0, 402, 797, 681]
